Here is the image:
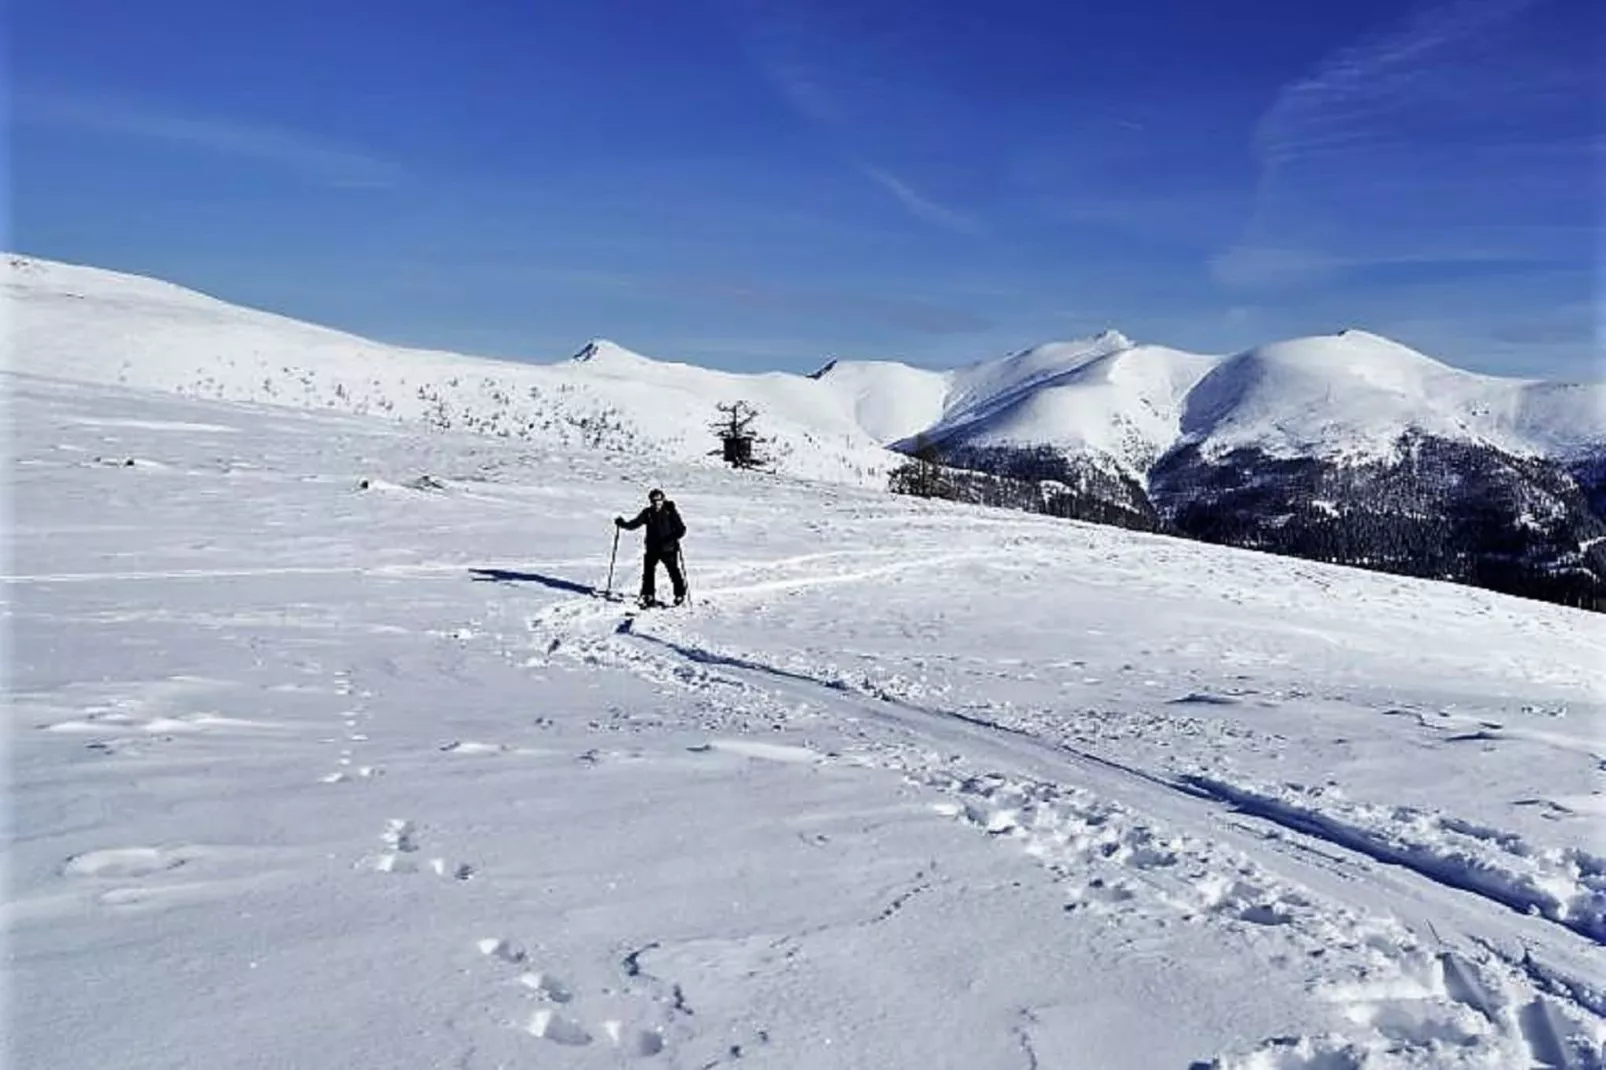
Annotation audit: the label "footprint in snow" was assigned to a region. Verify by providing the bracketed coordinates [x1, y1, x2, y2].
[520, 970, 574, 1003]
[1194, 876, 1301, 928]
[526, 1008, 592, 1046]
[475, 937, 668, 1058]
[439, 740, 516, 756]
[64, 846, 189, 879]
[359, 820, 472, 880]
[1168, 691, 1241, 706]
[477, 937, 528, 965]
[320, 765, 381, 784]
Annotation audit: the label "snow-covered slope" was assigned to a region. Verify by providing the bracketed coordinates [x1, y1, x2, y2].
[910, 330, 1600, 471]
[7, 254, 1601, 487]
[804, 358, 950, 444]
[906, 340, 1219, 474]
[817, 333, 1220, 480]
[1180, 330, 1606, 463]
[823, 327, 1603, 477]
[2, 255, 898, 486]
[10, 374, 1605, 1069]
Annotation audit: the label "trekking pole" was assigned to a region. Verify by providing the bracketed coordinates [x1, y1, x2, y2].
[678, 546, 692, 605]
[605, 526, 620, 599]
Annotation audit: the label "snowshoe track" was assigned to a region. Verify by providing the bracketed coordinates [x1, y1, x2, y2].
[528, 589, 1606, 1068]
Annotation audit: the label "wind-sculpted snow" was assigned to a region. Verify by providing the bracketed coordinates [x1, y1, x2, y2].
[7, 372, 1605, 1068]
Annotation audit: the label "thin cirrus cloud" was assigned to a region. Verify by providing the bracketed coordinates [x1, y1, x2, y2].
[725, 0, 982, 236]
[15, 92, 403, 189]
[1216, 0, 1592, 290]
[1253, 0, 1538, 169]
[854, 163, 980, 235]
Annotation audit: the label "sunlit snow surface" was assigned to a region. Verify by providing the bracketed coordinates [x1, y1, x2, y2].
[9, 256, 1601, 494]
[7, 373, 1603, 1069]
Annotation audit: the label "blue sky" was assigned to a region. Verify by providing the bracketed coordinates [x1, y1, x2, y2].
[9, 0, 1600, 378]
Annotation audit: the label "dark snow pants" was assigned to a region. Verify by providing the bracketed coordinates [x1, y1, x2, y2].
[642, 547, 686, 602]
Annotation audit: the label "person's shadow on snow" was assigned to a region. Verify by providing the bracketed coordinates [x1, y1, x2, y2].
[468, 568, 600, 596]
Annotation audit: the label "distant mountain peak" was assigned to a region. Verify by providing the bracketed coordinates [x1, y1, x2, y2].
[569, 338, 643, 364]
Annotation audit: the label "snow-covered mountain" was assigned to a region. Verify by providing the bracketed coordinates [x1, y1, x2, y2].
[2, 255, 898, 486]
[1176, 330, 1603, 464]
[9, 254, 1601, 477]
[818, 328, 1602, 476]
[7, 252, 1604, 607]
[873, 333, 1219, 478]
[813, 323, 1605, 609]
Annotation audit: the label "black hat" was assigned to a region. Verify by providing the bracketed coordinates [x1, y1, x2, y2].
[648, 488, 664, 501]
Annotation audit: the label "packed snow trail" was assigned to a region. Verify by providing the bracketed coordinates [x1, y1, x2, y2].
[8, 375, 1603, 1069]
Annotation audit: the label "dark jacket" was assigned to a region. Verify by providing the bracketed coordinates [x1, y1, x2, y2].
[619, 501, 686, 553]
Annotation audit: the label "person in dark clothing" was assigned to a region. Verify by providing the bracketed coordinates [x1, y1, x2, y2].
[615, 488, 687, 607]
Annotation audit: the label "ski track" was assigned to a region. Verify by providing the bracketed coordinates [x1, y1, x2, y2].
[1182, 775, 1606, 945]
[525, 583, 1606, 1069]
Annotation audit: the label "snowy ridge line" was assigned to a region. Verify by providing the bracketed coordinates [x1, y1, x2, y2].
[1182, 774, 1606, 945]
[4, 257, 902, 486]
[12, 255, 1605, 489]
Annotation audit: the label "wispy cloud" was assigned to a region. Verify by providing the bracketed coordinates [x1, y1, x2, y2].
[15, 92, 403, 189]
[855, 163, 979, 235]
[1219, 0, 1593, 290]
[724, 1, 983, 235]
[1253, 0, 1540, 169]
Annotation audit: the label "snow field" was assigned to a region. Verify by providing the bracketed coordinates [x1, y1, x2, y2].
[6, 372, 1603, 1068]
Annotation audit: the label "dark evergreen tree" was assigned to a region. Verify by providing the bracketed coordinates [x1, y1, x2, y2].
[709, 401, 770, 470]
